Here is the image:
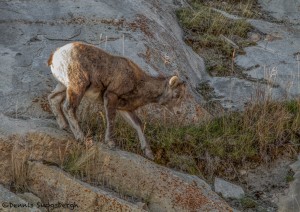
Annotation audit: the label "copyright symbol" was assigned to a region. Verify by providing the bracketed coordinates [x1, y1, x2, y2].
[2, 202, 9, 208]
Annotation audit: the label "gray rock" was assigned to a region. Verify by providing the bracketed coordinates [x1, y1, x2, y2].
[90, 143, 231, 211]
[235, 18, 300, 101]
[0, 0, 206, 123]
[259, 0, 300, 24]
[290, 155, 300, 173]
[214, 178, 245, 199]
[0, 184, 41, 212]
[278, 155, 300, 212]
[209, 1, 300, 110]
[2, 0, 300, 114]
[16, 193, 43, 211]
[0, 127, 231, 212]
[1, 0, 300, 114]
[27, 162, 146, 212]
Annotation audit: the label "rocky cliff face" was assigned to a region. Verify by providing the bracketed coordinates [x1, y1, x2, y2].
[1, 0, 299, 116]
[1, 0, 300, 211]
[0, 0, 208, 123]
[0, 0, 230, 211]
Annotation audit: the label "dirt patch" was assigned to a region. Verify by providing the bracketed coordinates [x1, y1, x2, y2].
[242, 157, 293, 199]
[227, 157, 296, 211]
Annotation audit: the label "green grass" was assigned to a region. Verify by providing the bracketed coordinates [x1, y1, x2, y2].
[145, 100, 299, 177]
[194, 0, 261, 19]
[67, 99, 300, 180]
[241, 197, 257, 208]
[176, 1, 255, 76]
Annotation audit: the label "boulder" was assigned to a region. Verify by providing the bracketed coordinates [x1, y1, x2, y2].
[7, 128, 231, 211]
[0, 184, 41, 212]
[27, 162, 146, 212]
[214, 178, 245, 199]
[0, 114, 232, 211]
[85, 143, 232, 211]
[16, 193, 43, 211]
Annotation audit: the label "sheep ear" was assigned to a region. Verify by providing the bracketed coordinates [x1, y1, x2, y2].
[169, 76, 179, 88]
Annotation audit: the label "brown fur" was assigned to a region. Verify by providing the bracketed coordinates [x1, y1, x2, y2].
[47, 52, 54, 66]
[48, 42, 186, 160]
[68, 42, 171, 110]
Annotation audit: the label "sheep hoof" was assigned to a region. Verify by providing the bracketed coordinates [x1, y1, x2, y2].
[144, 148, 154, 160]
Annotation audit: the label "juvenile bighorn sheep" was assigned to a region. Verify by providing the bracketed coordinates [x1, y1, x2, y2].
[47, 42, 186, 160]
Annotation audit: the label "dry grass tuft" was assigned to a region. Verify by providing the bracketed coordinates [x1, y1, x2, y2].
[9, 132, 76, 192]
[63, 144, 96, 175]
[196, 0, 261, 19]
[11, 136, 29, 192]
[176, 0, 256, 76]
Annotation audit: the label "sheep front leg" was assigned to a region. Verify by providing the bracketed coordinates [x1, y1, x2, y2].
[119, 110, 154, 160]
[103, 91, 118, 148]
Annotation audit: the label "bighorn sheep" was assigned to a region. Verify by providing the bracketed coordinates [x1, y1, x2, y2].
[47, 42, 186, 160]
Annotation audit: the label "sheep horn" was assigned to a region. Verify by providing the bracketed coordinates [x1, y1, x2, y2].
[169, 76, 179, 87]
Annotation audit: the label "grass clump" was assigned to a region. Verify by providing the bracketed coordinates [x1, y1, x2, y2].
[241, 197, 257, 208]
[143, 100, 300, 178]
[196, 0, 261, 19]
[176, 1, 255, 76]
[72, 99, 300, 180]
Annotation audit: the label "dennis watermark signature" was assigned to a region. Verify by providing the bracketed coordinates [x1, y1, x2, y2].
[1, 201, 79, 210]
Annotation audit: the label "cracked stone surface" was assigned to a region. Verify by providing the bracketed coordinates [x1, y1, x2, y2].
[210, 0, 300, 110]
[0, 2, 231, 210]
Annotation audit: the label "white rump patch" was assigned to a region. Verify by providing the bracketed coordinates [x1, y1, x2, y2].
[50, 43, 74, 87]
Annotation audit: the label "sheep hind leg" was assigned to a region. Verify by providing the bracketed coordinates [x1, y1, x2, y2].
[62, 87, 85, 142]
[103, 91, 118, 148]
[48, 83, 68, 130]
[118, 110, 154, 160]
